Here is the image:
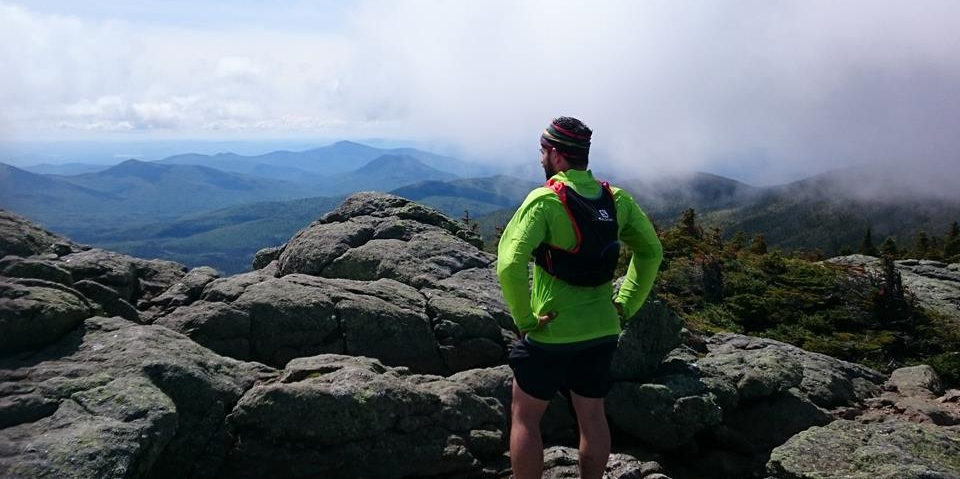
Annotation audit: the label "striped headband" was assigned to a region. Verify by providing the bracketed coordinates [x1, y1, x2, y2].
[541, 120, 591, 159]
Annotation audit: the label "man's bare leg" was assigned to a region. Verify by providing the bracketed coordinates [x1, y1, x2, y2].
[510, 378, 551, 479]
[570, 391, 610, 479]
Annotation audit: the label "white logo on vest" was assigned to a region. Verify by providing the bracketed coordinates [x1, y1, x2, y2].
[597, 209, 613, 222]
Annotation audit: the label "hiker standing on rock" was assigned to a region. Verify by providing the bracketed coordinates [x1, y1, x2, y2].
[497, 117, 663, 479]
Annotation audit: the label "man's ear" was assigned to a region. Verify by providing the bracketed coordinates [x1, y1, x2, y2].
[551, 150, 569, 170]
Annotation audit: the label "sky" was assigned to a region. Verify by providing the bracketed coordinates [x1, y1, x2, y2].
[2, 0, 959, 186]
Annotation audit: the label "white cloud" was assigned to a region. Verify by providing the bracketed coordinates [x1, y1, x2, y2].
[215, 56, 263, 81]
[2, 1, 960, 186]
[0, 3, 353, 135]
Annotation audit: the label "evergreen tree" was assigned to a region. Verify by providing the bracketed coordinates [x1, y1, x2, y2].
[859, 227, 879, 256]
[708, 226, 723, 249]
[875, 256, 910, 324]
[945, 221, 960, 260]
[880, 237, 899, 258]
[839, 246, 853, 256]
[749, 234, 768, 255]
[730, 231, 747, 251]
[679, 208, 702, 239]
[460, 209, 479, 235]
[914, 231, 930, 259]
[928, 236, 945, 261]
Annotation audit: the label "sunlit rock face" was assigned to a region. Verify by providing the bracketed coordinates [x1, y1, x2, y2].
[3, 199, 959, 479]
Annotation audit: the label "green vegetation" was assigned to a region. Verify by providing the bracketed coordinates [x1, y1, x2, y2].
[859, 227, 879, 256]
[94, 196, 343, 274]
[642, 209, 960, 384]
[842, 222, 960, 263]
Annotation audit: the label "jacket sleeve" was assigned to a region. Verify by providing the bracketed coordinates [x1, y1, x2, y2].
[496, 193, 548, 333]
[613, 189, 663, 320]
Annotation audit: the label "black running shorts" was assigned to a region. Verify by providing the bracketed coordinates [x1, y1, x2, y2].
[507, 338, 618, 401]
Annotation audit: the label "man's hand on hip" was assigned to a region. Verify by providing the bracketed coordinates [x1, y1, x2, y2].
[520, 311, 557, 338]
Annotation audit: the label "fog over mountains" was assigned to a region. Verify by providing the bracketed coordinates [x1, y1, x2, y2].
[2, 140, 958, 273]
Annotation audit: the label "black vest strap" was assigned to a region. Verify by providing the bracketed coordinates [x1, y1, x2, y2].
[533, 179, 620, 287]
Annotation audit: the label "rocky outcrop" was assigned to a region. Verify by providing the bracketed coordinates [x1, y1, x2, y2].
[0, 209, 80, 258]
[767, 420, 960, 478]
[634, 333, 888, 477]
[154, 193, 511, 374]
[765, 365, 960, 478]
[58, 248, 186, 305]
[0, 279, 93, 354]
[221, 354, 505, 479]
[158, 272, 447, 372]
[277, 193, 486, 281]
[0, 316, 275, 478]
[4, 198, 958, 479]
[139, 266, 220, 321]
[0, 256, 73, 285]
[539, 447, 671, 479]
[702, 334, 885, 410]
[610, 296, 682, 381]
[860, 365, 960, 428]
[0, 211, 189, 326]
[252, 243, 284, 270]
[827, 254, 960, 319]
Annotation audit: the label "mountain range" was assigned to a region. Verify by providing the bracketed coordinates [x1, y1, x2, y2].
[1, 146, 464, 238]
[4, 140, 958, 273]
[155, 140, 493, 180]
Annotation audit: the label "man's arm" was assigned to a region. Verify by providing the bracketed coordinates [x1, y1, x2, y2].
[496, 193, 549, 333]
[614, 190, 663, 320]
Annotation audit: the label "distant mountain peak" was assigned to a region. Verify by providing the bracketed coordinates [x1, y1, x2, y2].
[331, 140, 366, 147]
[102, 159, 167, 176]
[355, 154, 431, 173]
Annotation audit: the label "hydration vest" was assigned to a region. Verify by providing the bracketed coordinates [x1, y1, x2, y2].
[533, 178, 620, 287]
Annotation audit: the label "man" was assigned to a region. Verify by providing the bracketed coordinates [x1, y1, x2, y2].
[496, 117, 662, 479]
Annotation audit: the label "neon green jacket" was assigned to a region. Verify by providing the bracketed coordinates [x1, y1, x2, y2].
[496, 169, 663, 345]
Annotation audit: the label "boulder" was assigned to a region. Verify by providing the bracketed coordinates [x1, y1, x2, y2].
[650, 333, 887, 477]
[538, 446, 672, 479]
[159, 273, 447, 373]
[317, 192, 483, 248]
[888, 365, 944, 397]
[154, 193, 513, 374]
[0, 280, 93, 355]
[0, 209, 80, 258]
[58, 249, 140, 301]
[220, 354, 504, 479]
[433, 267, 514, 331]
[699, 339, 804, 402]
[861, 366, 960, 427]
[322, 230, 493, 288]
[703, 334, 885, 409]
[278, 193, 491, 289]
[451, 365, 579, 444]
[72, 279, 140, 323]
[719, 390, 831, 453]
[427, 288, 505, 371]
[0, 316, 275, 478]
[606, 374, 723, 450]
[155, 300, 252, 360]
[134, 258, 193, 304]
[278, 219, 375, 276]
[610, 298, 682, 381]
[1, 257, 74, 285]
[767, 420, 960, 478]
[59, 249, 187, 304]
[252, 243, 285, 270]
[140, 266, 220, 320]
